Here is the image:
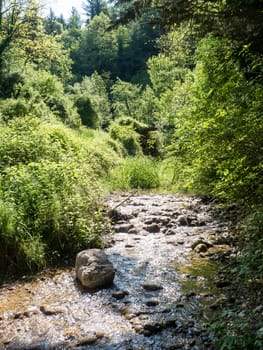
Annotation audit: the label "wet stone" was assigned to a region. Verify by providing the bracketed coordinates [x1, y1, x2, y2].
[40, 304, 65, 315]
[112, 290, 129, 300]
[73, 333, 98, 346]
[143, 321, 163, 334]
[115, 224, 134, 233]
[177, 215, 190, 226]
[125, 244, 135, 248]
[144, 223, 160, 233]
[75, 249, 115, 290]
[145, 299, 159, 307]
[142, 283, 163, 291]
[165, 228, 177, 236]
[194, 243, 208, 254]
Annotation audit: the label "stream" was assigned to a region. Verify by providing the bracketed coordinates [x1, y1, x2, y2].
[0, 193, 233, 350]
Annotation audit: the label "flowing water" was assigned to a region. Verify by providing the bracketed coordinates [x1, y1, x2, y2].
[0, 193, 232, 350]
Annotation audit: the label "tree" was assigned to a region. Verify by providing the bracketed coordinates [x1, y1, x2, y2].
[83, 0, 108, 21]
[111, 79, 142, 118]
[0, 0, 40, 70]
[73, 72, 112, 128]
[72, 13, 118, 79]
[112, 0, 263, 55]
[61, 7, 82, 51]
[43, 8, 63, 35]
[171, 36, 263, 202]
[0, 0, 72, 82]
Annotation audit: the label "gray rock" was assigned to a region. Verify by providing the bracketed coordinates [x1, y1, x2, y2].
[75, 249, 115, 289]
[194, 243, 208, 253]
[115, 224, 134, 233]
[144, 223, 160, 233]
[142, 283, 163, 291]
[112, 290, 129, 300]
[145, 299, 159, 307]
[177, 215, 190, 226]
[40, 304, 65, 315]
[165, 228, 177, 236]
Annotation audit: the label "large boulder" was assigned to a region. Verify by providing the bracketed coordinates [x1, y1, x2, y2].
[75, 249, 115, 289]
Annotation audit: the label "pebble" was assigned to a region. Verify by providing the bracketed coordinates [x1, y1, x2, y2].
[112, 290, 129, 300]
[142, 283, 163, 291]
[144, 223, 160, 233]
[145, 299, 159, 307]
[40, 304, 65, 315]
[73, 333, 98, 346]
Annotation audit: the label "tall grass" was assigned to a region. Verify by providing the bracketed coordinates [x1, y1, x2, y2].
[109, 157, 160, 190]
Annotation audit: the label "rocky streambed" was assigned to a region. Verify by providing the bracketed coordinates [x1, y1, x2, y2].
[0, 193, 234, 350]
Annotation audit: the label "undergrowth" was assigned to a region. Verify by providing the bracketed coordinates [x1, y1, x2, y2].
[208, 207, 263, 350]
[0, 116, 120, 274]
[109, 157, 160, 190]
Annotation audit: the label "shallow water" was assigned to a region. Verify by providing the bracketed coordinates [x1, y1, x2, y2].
[0, 193, 232, 350]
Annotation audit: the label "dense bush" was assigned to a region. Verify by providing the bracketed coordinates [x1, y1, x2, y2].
[0, 116, 120, 273]
[110, 157, 160, 190]
[239, 209, 263, 278]
[74, 94, 99, 128]
[109, 121, 142, 156]
[169, 36, 263, 204]
[0, 69, 81, 127]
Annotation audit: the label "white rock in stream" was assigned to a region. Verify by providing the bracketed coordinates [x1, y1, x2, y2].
[75, 249, 115, 289]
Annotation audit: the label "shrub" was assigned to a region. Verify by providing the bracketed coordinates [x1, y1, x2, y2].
[74, 94, 99, 129]
[109, 122, 142, 156]
[7, 69, 82, 127]
[0, 116, 80, 169]
[110, 157, 160, 190]
[239, 209, 263, 277]
[0, 116, 120, 273]
[0, 160, 103, 272]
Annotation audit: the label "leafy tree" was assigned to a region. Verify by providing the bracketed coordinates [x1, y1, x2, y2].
[43, 8, 63, 35]
[111, 78, 142, 118]
[83, 0, 109, 21]
[61, 7, 82, 54]
[73, 72, 112, 128]
[0, 0, 72, 82]
[0, 0, 39, 70]
[72, 13, 118, 79]
[74, 94, 99, 128]
[171, 36, 263, 203]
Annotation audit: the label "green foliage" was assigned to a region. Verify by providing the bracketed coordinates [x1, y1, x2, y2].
[73, 73, 112, 128]
[0, 116, 121, 273]
[71, 12, 160, 82]
[238, 210, 263, 278]
[83, 0, 109, 20]
[72, 13, 118, 79]
[170, 36, 263, 203]
[0, 0, 72, 82]
[110, 157, 160, 190]
[1, 68, 81, 127]
[209, 308, 263, 350]
[74, 94, 99, 128]
[0, 71, 24, 98]
[109, 121, 142, 156]
[111, 79, 142, 118]
[0, 116, 78, 168]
